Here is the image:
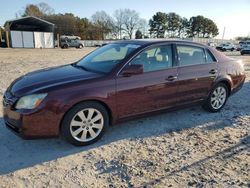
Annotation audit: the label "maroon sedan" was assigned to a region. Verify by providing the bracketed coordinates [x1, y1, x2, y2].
[3, 40, 246, 146]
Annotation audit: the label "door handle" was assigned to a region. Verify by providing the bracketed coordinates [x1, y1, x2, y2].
[209, 69, 218, 74]
[166, 75, 177, 81]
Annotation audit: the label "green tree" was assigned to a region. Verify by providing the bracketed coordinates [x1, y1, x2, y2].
[178, 17, 189, 38]
[166, 12, 182, 38]
[187, 15, 218, 38]
[135, 30, 143, 39]
[149, 12, 167, 38]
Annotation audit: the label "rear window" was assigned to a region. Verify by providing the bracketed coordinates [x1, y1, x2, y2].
[177, 45, 206, 66]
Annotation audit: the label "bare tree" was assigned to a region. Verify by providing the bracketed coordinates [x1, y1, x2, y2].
[91, 11, 114, 39]
[38, 2, 55, 15]
[19, 2, 54, 18]
[22, 4, 43, 17]
[123, 9, 141, 39]
[138, 18, 149, 38]
[113, 9, 126, 39]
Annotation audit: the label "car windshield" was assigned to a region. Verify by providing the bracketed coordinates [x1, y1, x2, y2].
[76, 43, 141, 73]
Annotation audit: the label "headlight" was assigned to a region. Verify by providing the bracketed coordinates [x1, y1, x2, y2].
[15, 93, 47, 110]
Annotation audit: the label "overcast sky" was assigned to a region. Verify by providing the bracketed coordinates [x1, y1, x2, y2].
[1, 0, 250, 39]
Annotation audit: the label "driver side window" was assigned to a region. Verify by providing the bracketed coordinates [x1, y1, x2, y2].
[130, 45, 173, 72]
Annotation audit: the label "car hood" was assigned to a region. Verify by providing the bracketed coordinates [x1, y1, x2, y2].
[8, 64, 102, 97]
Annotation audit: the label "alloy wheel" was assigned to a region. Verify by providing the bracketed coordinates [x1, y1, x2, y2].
[70, 108, 104, 142]
[210, 86, 227, 110]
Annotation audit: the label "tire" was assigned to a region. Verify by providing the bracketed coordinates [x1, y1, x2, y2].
[241, 52, 244, 55]
[203, 83, 229, 113]
[79, 44, 83, 49]
[231, 48, 234, 51]
[62, 44, 68, 49]
[61, 102, 109, 146]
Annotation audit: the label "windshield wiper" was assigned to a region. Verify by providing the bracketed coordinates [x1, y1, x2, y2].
[72, 63, 90, 72]
[72, 63, 106, 74]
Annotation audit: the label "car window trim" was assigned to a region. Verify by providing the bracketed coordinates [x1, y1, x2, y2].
[117, 43, 176, 76]
[205, 48, 218, 63]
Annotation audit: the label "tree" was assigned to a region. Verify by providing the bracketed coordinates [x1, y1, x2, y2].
[21, 2, 54, 17]
[138, 19, 149, 38]
[235, 36, 250, 41]
[187, 15, 218, 38]
[37, 2, 55, 15]
[149, 12, 167, 38]
[22, 4, 43, 17]
[113, 9, 126, 39]
[166, 12, 182, 38]
[122, 9, 141, 39]
[91, 11, 114, 40]
[177, 17, 189, 38]
[135, 30, 143, 39]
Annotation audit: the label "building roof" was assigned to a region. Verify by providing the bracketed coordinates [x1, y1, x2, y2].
[4, 16, 54, 32]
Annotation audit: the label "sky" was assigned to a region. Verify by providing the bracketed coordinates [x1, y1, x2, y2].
[1, 0, 250, 39]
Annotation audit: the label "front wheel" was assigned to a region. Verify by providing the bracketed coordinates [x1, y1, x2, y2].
[203, 83, 229, 112]
[61, 102, 109, 146]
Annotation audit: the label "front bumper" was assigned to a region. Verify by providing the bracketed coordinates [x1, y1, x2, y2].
[3, 91, 61, 139]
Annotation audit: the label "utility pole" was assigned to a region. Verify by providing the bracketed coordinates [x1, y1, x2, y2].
[222, 27, 226, 41]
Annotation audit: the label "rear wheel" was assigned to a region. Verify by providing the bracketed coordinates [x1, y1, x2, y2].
[203, 83, 229, 112]
[62, 44, 68, 49]
[79, 44, 83, 49]
[61, 102, 109, 146]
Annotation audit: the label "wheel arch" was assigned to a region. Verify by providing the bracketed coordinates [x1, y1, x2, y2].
[219, 80, 231, 96]
[213, 77, 232, 96]
[59, 99, 113, 132]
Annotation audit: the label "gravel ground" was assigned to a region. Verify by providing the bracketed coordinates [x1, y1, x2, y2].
[0, 48, 249, 188]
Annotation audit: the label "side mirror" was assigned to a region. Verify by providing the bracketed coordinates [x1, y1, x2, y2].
[121, 64, 143, 77]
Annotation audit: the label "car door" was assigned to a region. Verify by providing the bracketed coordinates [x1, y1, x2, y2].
[176, 44, 218, 104]
[115, 44, 178, 119]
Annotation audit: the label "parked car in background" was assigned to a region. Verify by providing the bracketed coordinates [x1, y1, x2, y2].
[207, 42, 217, 47]
[240, 40, 250, 55]
[60, 38, 84, 49]
[3, 40, 246, 146]
[0, 39, 7, 48]
[216, 43, 236, 51]
[60, 34, 81, 40]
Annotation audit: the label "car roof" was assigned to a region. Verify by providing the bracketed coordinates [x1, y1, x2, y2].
[112, 39, 208, 47]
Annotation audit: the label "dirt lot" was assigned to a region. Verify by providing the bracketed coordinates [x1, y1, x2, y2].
[0, 48, 249, 188]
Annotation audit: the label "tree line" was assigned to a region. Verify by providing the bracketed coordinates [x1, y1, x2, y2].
[17, 2, 219, 40]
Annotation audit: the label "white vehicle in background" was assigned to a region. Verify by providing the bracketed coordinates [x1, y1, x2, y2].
[216, 42, 236, 51]
[60, 34, 81, 40]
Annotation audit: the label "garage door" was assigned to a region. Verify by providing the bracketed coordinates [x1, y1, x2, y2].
[10, 31, 23, 48]
[22, 31, 34, 48]
[44, 32, 54, 48]
[34, 32, 45, 48]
